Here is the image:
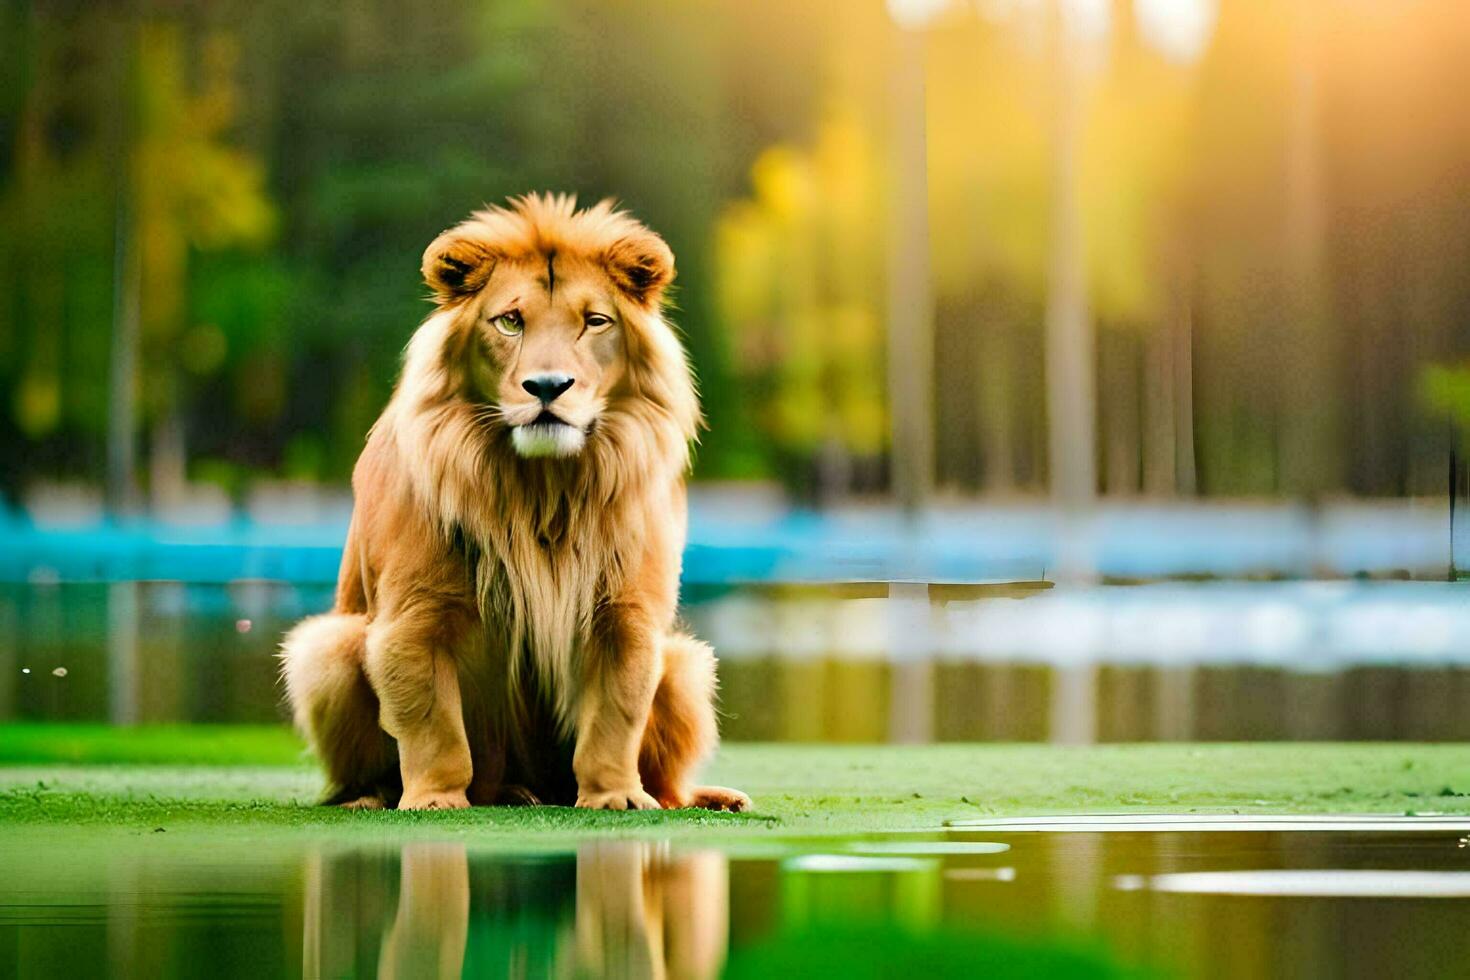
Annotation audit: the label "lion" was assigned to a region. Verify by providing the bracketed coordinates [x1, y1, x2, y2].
[279, 194, 750, 813]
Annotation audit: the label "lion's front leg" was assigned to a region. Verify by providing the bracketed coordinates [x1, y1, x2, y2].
[574, 607, 661, 811]
[365, 607, 476, 811]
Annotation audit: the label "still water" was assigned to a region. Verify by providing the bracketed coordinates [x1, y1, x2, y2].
[5, 820, 1470, 978]
[6, 581, 1470, 741]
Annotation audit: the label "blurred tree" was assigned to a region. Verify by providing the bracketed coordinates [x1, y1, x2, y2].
[194, 0, 800, 484]
[1324, 0, 1470, 496]
[1085, 0, 1200, 498]
[2, 0, 828, 500]
[130, 22, 274, 505]
[1185, 1, 1276, 494]
[1420, 364, 1470, 441]
[5, 0, 1470, 509]
[1275, 0, 1336, 498]
[925, 7, 1049, 494]
[1042, 0, 1097, 529]
[2, 4, 132, 495]
[716, 104, 889, 501]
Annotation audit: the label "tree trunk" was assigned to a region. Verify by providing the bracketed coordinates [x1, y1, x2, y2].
[1045, 0, 1097, 579]
[978, 316, 1017, 495]
[149, 404, 187, 512]
[1144, 271, 1199, 497]
[1143, 319, 1177, 496]
[886, 25, 935, 513]
[1102, 329, 1141, 496]
[1172, 282, 1198, 495]
[107, 190, 141, 516]
[1279, 0, 1338, 497]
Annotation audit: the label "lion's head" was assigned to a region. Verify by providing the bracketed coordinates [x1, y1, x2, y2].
[416, 194, 696, 460]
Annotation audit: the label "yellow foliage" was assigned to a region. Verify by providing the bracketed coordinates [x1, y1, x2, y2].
[14, 373, 60, 439]
[182, 323, 228, 375]
[135, 23, 276, 345]
[715, 104, 888, 455]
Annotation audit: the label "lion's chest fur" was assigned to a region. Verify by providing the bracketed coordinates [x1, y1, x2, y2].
[467, 492, 641, 731]
[385, 351, 680, 733]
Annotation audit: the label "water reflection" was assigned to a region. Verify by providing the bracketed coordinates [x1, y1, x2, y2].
[303, 843, 726, 980]
[9, 580, 1470, 740]
[8, 826, 1470, 977]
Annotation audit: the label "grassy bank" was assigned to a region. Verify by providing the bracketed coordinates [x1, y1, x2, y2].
[0, 723, 308, 766]
[2, 724, 1470, 844]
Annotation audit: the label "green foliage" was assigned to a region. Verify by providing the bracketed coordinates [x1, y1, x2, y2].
[1419, 362, 1470, 434]
[0, 0, 821, 491]
[6, 0, 1470, 498]
[717, 106, 889, 469]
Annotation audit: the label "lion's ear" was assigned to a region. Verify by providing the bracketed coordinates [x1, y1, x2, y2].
[605, 230, 675, 307]
[422, 230, 496, 302]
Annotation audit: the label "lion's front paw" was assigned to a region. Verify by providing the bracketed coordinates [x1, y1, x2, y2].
[397, 789, 470, 811]
[689, 786, 752, 812]
[575, 787, 662, 811]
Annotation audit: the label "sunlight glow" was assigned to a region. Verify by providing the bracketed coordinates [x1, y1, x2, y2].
[974, 0, 1215, 63]
[887, 0, 953, 30]
[1135, 0, 1217, 62]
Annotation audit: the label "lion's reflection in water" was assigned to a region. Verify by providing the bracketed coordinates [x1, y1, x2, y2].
[303, 841, 728, 979]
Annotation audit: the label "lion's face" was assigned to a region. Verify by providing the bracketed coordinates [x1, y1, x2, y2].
[420, 196, 684, 460]
[464, 256, 628, 458]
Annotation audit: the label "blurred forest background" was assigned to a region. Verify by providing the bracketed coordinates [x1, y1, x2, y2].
[4, 0, 1470, 512]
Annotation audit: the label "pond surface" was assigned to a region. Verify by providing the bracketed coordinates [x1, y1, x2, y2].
[5, 818, 1470, 978]
[7, 581, 1470, 742]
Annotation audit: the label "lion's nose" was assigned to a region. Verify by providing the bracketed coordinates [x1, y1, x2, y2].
[522, 373, 575, 406]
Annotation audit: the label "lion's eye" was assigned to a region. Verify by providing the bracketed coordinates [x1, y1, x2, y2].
[492, 310, 523, 336]
[584, 312, 613, 330]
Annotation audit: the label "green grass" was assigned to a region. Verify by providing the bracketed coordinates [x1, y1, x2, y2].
[0, 723, 308, 766]
[3, 724, 1470, 846]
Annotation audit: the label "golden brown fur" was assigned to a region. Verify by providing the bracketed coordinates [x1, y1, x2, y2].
[280, 194, 748, 812]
